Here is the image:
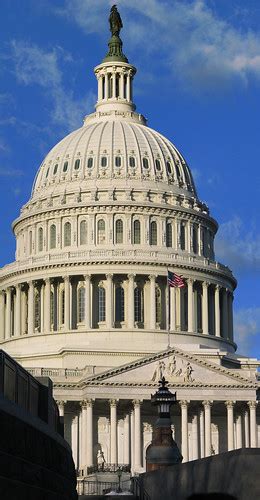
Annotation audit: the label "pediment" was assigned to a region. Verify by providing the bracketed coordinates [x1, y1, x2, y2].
[84, 347, 255, 389]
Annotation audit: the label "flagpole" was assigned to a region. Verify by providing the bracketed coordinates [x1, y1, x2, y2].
[167, 267, 170, 350]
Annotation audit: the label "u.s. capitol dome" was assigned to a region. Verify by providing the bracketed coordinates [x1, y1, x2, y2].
[0, 7, 258, 479]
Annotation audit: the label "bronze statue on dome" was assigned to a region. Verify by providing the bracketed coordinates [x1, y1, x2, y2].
[109, 5, 123, 37]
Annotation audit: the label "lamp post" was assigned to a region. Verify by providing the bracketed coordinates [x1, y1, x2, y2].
[146, 376, 182, 471]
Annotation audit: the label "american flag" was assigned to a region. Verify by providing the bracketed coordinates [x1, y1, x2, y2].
[167, 270, 185, 288]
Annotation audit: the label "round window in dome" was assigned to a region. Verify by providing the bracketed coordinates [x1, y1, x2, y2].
[142, 157, 149, 169]
[155, 159, 161, 171]
[63, 161, 68, 172]
[53, 164, 58, 175]
[115, 156, 121, 167]
[129, 156, 136, 168]
[101, 156, 107, 168]
[74, 159, 80, 170]
[166, 161, 172, 174]
[87, 157, 94, 169]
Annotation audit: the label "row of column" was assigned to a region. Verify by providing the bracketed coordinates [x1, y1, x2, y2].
[57, 398, 258, 471]
[0, 274, 233, 339]
[97, 68, 133, 102]
[180, 400, 258, 462]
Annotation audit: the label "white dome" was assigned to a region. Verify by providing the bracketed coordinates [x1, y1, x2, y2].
[32, 117, 197, 200]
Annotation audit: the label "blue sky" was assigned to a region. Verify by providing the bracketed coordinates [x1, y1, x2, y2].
[0, 0, 260, 358]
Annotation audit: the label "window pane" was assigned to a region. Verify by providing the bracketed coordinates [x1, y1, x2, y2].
[134, 287, 143, 323]
[98, 287, 106, 322]
[133, 220, 141, 244]
[38, 228, 43, 252]
[97, 219, 106, 244]
[80, 220, 87, 245]
[50, 225, 56, 249]
[53, 164, 58, 175]
[155, 159, 161, 171]
[166, 161, 172, 174]
[74, 159, 80, 170]
[115, 287, 124, 322]
[63, 161, 68, 172]
[64, 222, 71, 247]
[46, 167, 49, 178]
[180, 223, 186, 250]
[150, 221, 157, 245]
[155, 287, 161, 323]
[78, 287, 85, 323]
[192, 224, 198, 254]
[115, 219, 123, 244]
[166, 223, 172, 248]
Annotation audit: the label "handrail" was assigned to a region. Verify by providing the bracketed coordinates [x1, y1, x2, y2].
[131, 476, 151, 500]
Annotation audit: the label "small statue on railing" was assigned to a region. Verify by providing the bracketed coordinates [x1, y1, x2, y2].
[97, 449, 106, 471]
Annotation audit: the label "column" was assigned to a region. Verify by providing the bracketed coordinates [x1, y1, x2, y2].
[236, 414, 242, 449]
[222, 288, 228, 339]
[98, 75, 102, 100]
[5, 287, 11, 339]
[0, 290, 5, 340]
[133, 400, 142, 470]
[149, 275, 156, 329]
[86, 399, 94, 467]
[198, 224, 202, 256]
[248, 401, 258, 447]
[64, 276, 70, 331]
[203, 400, 212, 457]
[244, 408, 250, 448]
[180, 400, 189, 462]
[84, 274, 91, 329]
[192, 413, 199, 460]
[188, 279, 194, 333]
[112, 72, 116, 98]
[110, 399, 118, 464]
[130, 410, 135, 470]
[57, 400, 66, 417]
[80, 400, 88, 468]
[199, 407, 205, 458]
[44, 278, 51, 333]
[53, 281, 58, 331]
[126, 74, 131, 101]
[214, 285, 221, 337]
[15, 284, 21, 337]
[202, 281, 209, 334]
[40, 284, 44, 333]
[170, 286, 176, 331]
[27, 281, 34, 335]
[124, 414, 130, 465]
[225, 401, 235, 451]
[106, 274, 113, 329]
[128, 274, 135, 329]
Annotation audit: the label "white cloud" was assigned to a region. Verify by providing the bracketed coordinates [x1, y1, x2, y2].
[234, 307, 260, 356]
[0, 167, 24, 177]
[215, 217, 260, 274]
[56, 0, 260, 90]
[10, 41, 96, 131]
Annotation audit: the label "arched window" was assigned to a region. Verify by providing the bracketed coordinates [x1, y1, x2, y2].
[29, 231, 32, 254]
[45, 167, 49, 178]
[102, 77, 105, 99]
[166, 161, 172, 174]
[166, 223, 172, 248]
[97, 219, 106, 244]
[129, 156, 135, 168]
[64, 222, 71, 247]
[80, 220, 87, 245]
[116, 74, 120, 97]
[53, 164, 58, 175]
[115, 219, 123, 244]
[142, 157, 149, 169]
[150, 221, 157, 246]
[78, 287, 85, 323]
[134, 287, 144, 323]
[155, 287, 161, 324]
[87, 157, 93, 169]
[133, 220, 141, 244]
[61, 289, 65, 325]
[63, 161, 68, 172]
[98, 287, 106, 322]
[115, 156, 121, 167]
[34, 289, 40, 331]
[74, 159, 80, 170]
[155, 159, 161, 171]
[38, 227, 43, 252]
[115, 286, 125, 322]
[101, 156, 107, 168]
[50, 224, 56, 249]
[50, 290, 54, 326]
[192, 224, 198, 254]
[180, 223, 186, 250]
